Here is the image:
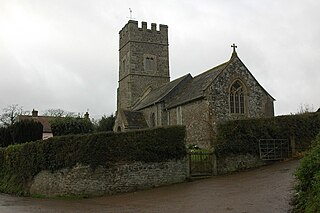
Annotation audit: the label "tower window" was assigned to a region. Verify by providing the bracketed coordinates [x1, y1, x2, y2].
[229, 80, 246, 114]
[144, 56, 155, 71]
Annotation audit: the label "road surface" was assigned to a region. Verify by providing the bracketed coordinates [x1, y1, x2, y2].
[0, 160, 299, 213]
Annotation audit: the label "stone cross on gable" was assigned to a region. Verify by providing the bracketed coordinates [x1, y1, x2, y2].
[231, 43, 237, 53]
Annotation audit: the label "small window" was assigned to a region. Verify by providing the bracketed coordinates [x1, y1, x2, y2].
[229, 80, 246, 114]
[176, 106, 182, 124]
[122, 59, 126, 73]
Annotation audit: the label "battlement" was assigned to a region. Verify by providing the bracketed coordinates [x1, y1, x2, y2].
[119, 20, 168, 48]
[119, 20, 168, 37]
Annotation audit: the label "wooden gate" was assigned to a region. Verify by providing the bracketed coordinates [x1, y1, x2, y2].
[259, 139, 291, 160]
[189, 151, 214, 177]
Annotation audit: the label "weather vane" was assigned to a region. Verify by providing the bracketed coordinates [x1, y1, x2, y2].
[127, 8, 135, 20]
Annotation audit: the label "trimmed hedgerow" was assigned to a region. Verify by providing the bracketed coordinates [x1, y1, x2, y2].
[0, 120, 43, 147]
[0, 127, 12, 147]
[0, 125, 186, 195]
[10, 120, 43, 144]
[215, 112, 320, 157]
[294, 133, 320, 213]
[50, 117, 94, 136]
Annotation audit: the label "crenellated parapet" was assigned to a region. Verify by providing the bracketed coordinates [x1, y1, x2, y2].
[119, 20, 168, 49]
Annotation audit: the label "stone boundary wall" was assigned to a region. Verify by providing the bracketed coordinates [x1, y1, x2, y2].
[217, 154, 266, 174]
[30, 159, 188, 197]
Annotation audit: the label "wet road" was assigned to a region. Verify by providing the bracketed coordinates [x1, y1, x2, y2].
[0, 160, 299, 213]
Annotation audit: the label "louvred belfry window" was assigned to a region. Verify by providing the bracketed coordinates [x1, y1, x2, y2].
[144, 57, 155, 71]
[229, 81, 245, 114]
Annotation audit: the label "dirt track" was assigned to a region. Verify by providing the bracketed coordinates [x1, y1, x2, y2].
[0, 160, 299, 213]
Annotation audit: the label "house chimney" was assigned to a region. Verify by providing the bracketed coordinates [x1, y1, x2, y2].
[84, 112, 89, 119]
[32, 109, 38, 117]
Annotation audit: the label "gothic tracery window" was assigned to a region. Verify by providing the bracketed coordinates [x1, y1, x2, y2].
[229, 80, 246, 114]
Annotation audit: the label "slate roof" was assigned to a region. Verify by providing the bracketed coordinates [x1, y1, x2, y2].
[133, 74, 191, 110]
[122, 110, 148, 129]
[18, 115, 53, 133]
[134, 60, 229, 110]
[166, 61, 229, 108]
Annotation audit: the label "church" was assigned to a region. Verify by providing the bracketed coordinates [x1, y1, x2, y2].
[114, 20, 275, 149]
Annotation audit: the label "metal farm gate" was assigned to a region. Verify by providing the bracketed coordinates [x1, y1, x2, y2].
[259, 139, 291, 160]
[189, 151, 214, 177]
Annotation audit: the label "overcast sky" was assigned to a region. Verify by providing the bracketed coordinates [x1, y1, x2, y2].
[0, 0, 319, 119]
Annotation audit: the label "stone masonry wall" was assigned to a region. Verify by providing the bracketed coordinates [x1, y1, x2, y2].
[181, 100, 213, 149]
[217, 153, 266, 174]
[30, 159, 188, 197]
[148, 100, 214, 149]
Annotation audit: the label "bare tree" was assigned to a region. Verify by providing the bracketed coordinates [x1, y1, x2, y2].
[0, 104, 29, 127]
[43, 108, 76, 117]
[43, 108, 66, 117]
[297, 104, 314, 114]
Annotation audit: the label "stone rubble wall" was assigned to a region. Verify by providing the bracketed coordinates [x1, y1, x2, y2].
[217, 153, 266, 174]
[30, 159, 188, 197]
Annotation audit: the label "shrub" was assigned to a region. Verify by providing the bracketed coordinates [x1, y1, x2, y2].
[50, 117, 94, 136]
[0, 120, 43, 147]
[0, 125, 186, 195]
[95, 114, 115, 132]
[0, 127, 12, 147]
[10, 120, 43, 144]
[215, 112, 320, 157]
[294, 134, 320, 212]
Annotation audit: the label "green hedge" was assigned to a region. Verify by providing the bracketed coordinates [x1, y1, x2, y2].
[50, 117, 94, 136]
[294, 134, 320, 213]
[0, 127, 12, 147]
[0, 125, 186, 195]
[215, 112, 320, 156]
[0, 120, 43, 147]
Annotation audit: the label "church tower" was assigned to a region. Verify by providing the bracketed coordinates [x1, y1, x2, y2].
[117, 20, 170, 111]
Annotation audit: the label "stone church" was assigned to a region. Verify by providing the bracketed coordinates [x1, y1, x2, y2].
[114, 20, 275, 148]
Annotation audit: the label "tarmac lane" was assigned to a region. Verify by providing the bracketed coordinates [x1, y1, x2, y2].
[0, 160, 299, 213]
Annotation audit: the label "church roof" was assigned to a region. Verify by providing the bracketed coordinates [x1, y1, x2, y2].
[134, 60, 230, 110]
[166, 61, 229, 108]
[133, 74, 191, 110]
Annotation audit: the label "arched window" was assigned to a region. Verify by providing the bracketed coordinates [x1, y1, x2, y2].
[229, 80, 246, 114]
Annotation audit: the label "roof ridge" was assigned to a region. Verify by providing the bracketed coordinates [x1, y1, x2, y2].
[193, 61, 229, 79]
